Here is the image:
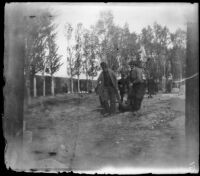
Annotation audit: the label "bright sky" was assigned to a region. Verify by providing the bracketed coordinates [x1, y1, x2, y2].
[34, 2, 197, 79]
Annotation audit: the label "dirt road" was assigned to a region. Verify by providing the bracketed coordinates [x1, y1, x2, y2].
[22, 92, 188, 173]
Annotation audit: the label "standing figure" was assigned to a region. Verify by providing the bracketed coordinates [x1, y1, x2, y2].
[118, 73, 128, 103]
[97, 62, 120, 116]
[119, 60, 145, 112]
[146, 57, 156, 98]
[166, 73, 173, 93]
[162, 75, 167, 93]
[128, 60, 146, 111]
[147, 76, 155, 98]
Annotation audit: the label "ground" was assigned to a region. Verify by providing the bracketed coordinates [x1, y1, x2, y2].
[21, 91, 189, 173]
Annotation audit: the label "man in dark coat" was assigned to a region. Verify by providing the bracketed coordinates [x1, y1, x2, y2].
[146, 57, 156, 98]
[128, 60, 146, 111]
[119, 60, 146, 112]
[96, 62, 120, 116]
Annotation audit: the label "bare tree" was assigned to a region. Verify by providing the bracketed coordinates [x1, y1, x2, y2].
[82, 28, 91, 92]
[64, 23, 75, 93]
[87, 29, 100, 89]
[170, 28, 186, 80]
[46, 32, 63, 96]
[24, 11, 49, 99]
[74, 23, 83, 93]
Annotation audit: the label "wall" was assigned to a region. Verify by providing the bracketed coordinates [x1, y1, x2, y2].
[28, 75, 97, 97]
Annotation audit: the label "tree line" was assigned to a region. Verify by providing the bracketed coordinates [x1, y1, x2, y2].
[23, 9, 186, 100]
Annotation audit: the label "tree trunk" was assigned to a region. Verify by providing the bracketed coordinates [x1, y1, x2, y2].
[77, 75, 80, 93]
[180, 61, 183, 82]
[71, 76, 74, 93]
[91, 76, 94, 91]
[42, 73, 46, 97]
[33, 75, 37, 97]
[86, 73, 88, 92]
[163, 60, 166, 77]
[25, 74, 31, 105]
[24, 37, 31, 104]
[51, 75, 55, 96]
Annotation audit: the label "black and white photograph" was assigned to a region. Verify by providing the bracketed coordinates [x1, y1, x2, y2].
[3, 2, 199, 174]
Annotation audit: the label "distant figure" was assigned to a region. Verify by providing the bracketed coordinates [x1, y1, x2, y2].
[96, 62, 121, 116]
[145, 57, 156, 98]
[166, 73, 173, 93]
[147, 76, 155, 98]
[118, 73, 128, 103]
[62, 83, 68, 93]
[154, 78, 159, 93]
[162, 75, 167, 93]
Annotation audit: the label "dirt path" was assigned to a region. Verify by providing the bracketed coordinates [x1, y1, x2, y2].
[23, 93, 187, 172]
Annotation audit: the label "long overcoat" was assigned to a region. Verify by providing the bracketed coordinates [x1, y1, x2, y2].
[128, 67, 146, 99]
[96, 69, 120, 102]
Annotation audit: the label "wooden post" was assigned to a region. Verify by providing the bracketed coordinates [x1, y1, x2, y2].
[185, 21, 199, 170]
[4, 4, 25, 169]
[51, 75, 55, 96]
[71, 77, 74, 93]
[42, 73, 46, 97]
[24, 36, 31, 105]
[77, 75, 80, 93]
[33, 76, 37, 97]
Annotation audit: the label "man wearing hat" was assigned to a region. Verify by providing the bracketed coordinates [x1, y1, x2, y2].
[96, 62, 121, 116]
[119, 59, 145, 112]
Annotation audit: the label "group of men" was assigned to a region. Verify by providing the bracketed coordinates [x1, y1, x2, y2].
[95, 56, 175, 116]
[95, 59, 146, 116]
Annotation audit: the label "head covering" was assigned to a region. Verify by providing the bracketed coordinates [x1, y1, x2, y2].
[100, 61, 107, 68]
